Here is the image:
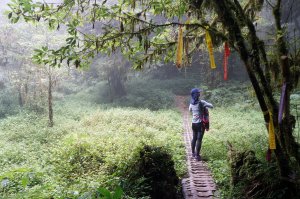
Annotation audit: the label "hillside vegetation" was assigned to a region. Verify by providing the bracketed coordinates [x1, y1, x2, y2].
[1, 77, 300, 198]
[0, 84, 186, 198]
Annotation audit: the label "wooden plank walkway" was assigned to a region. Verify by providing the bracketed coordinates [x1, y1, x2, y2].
[175, 96, 219, 199]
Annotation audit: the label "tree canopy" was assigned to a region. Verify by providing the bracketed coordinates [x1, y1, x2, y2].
[6, 0, 229, 69]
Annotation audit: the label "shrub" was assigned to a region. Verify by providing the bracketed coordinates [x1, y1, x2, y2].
[51, 138, 106, 180]
[0, 168, 43, 194]
[203, 81, 256, 107]
[228, 149, 298, 199]
[120, 145, 180, 199]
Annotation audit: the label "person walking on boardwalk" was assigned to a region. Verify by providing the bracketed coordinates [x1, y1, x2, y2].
[189, 88, 213, 161]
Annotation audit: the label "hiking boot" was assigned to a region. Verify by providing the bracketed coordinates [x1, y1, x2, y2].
[196, 155, 201, 161]
[192, 153, 196, 158]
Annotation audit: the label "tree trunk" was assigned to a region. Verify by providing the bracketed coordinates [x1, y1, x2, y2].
[18, 84, 23, 107]
[107, 67, 126, 100]
[107, 76, 113, 103]
[212, 0, 299, 190]
[273, 0, 300, 166]
[48, 74, 53, 127]
[24, 74, 29, 106]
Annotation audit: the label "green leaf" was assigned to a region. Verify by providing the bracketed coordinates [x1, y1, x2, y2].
[13, 16, 20, 23]
[112, 187, 123, 199]
[98, 187, 112, 199]
[34, 49, 44, 54]
[8, 12, 12, 19]
[21, 176, 29, 187]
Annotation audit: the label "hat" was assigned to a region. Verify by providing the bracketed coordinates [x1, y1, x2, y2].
[190, 88, 202, 94]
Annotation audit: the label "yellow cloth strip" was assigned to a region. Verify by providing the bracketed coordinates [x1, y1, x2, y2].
[205, 30, 216, 69]
[268, 111, 276, 149]
[176, 26, 183, 68]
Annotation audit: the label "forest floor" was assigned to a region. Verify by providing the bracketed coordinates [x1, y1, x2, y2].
[175, 96, 219, 199]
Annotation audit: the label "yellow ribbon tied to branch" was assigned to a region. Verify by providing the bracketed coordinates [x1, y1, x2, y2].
[205, 30, 216, 69]
[268, 111, 276, 150]
[176, 26, 183, 68]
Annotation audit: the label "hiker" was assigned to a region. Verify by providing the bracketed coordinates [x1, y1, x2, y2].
[189, 88, 213, 161]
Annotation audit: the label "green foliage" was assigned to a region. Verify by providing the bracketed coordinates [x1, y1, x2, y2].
[203, 81, 257, 107]
[202, 105, 268, 198]
[55, 79, 89, 96]
[228, 151, 297, 199]
[77, 77, 199, 110]
[3, 0, 300, 196]
[199, 90, 267, 197]
[0, 96, 186, 198]
[114, 80, 175, 110]
[120, 145, 180, 199]
[5, 0, 194, 69]
[131, 77, 199, 96]
[199, 82, 300, 198]
[75, 76, 206, 111]
[51, 138, 106, 180]
[0, 168, 43, 194]
[207, 160, 230, 195]
[1, 74, 299, 198]
[97, 186, 123, 199]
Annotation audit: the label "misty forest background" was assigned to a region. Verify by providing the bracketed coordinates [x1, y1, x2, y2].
[1, 0, 300, 199]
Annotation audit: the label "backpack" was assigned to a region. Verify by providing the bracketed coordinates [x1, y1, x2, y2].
[199, 101, 210, 131]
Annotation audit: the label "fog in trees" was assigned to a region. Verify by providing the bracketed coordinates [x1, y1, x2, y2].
[1, 0, 300, 198]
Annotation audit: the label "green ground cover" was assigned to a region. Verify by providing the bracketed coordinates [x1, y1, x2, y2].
[202, 84, 300, 198]
[0, 97, 186, 198]
[1, 77, 299, 198]
[201, 105, 267, 197]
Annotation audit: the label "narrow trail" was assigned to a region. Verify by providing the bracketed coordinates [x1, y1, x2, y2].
[175, 96, 219, 199]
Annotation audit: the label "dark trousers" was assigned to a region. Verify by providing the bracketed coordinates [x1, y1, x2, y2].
[191, 123, 204, 155]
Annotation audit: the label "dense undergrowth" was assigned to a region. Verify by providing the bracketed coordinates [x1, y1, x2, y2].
[201, 83, 300, 198]
[0, 91, 186, 198]
[1, 76, 300, 198]
[201, 105, 266, 198]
